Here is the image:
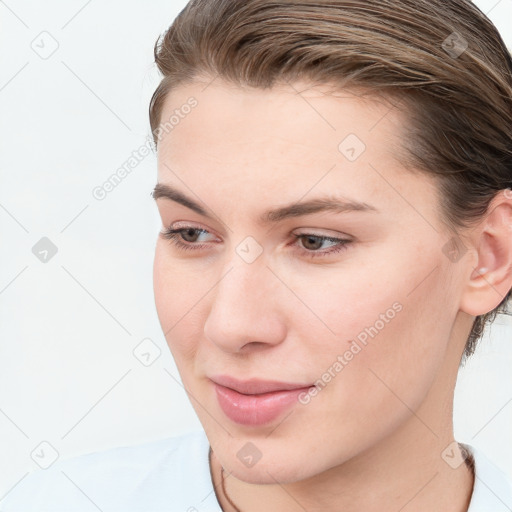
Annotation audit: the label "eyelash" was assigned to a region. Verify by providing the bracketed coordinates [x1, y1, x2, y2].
[160, 226, 352, 258]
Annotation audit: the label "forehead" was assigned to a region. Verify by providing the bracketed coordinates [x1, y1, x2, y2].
[155, 78, 440, 227]
[158, 79, 405, 169]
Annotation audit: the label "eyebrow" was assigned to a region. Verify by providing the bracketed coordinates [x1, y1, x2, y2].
[152, 183, 379, 224]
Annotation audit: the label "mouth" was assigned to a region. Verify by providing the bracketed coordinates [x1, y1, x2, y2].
[209, 375, 315, 426]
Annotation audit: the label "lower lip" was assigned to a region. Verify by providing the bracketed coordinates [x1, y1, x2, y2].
[213, 382, 313, 426]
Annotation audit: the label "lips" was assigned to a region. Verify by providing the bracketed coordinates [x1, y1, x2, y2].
[209, 375, 314, 426]
[209, 375, 313, 394]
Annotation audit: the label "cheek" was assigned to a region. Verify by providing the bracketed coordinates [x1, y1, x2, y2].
[153, 243, 207, 361]
[153, 244, 175, 330]
[285, 266, 451, 454]
[288, 246, 453, 404]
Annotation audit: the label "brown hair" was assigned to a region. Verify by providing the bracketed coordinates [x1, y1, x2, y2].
[149, 0, 512, 361]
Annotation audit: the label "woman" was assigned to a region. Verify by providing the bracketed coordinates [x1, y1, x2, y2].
[2, 0, 512, 510]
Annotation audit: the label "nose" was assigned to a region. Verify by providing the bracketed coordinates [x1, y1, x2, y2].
[203, 257, 287, 353]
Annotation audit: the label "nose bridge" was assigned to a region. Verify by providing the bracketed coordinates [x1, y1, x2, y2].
[218, 234, 272, 308]
[213, 253, 271, 322]
[203, 249, 286, 350]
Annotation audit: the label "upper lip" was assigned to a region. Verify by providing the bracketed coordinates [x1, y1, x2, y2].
[209, 375, 313, 395]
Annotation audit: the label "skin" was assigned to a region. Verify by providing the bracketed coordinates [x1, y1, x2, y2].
[152, 77, 512, 512]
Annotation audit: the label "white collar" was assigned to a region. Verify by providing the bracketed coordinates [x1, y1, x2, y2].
[463, 443, 512, 511]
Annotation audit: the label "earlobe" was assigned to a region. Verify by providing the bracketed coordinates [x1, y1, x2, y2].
[459, 191, 512, 317]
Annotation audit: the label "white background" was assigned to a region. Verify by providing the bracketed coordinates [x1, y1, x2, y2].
[0, 0, 511, 499]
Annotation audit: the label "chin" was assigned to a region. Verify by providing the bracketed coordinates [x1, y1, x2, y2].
[230, 462, 308, 485]
[219, 446, 323, 485]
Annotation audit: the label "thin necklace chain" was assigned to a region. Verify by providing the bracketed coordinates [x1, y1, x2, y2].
[221, 466, 242, 512]
[209, 447, 242, 512]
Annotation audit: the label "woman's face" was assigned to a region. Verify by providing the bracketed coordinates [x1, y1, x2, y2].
[152, 79, 474, 484]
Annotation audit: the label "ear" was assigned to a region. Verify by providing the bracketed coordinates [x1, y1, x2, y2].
[459, 189, 512, 317]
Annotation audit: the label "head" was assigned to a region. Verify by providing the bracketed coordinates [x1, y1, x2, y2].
[149, 0, 512, 484]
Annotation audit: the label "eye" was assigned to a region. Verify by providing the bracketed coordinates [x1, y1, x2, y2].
[159, 226, 352, 258]
[291, 233, 352, 258]
[160, 226, 216, 251]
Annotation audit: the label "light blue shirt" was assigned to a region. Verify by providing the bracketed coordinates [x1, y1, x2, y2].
[1, 430, 511, 511]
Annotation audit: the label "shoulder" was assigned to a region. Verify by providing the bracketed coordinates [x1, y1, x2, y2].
[0, 429, 221, 512]
[464, 443, 512, 512]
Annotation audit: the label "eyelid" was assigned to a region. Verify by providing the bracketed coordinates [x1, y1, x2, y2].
[167, 222, 350, 241]
[160, 224, 353, 258]
[166, 221, 221, 240]
[292, 227, 353, 239]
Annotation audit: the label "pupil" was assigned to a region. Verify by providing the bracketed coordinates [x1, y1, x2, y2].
[304, 236, 321, 250]
[184, 229, 198, 242]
